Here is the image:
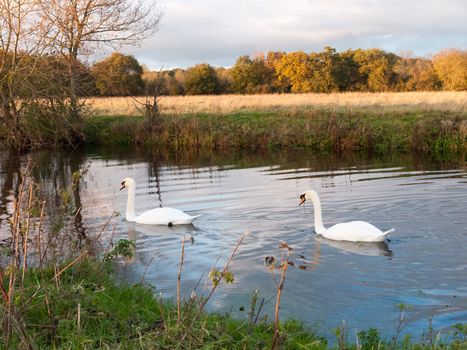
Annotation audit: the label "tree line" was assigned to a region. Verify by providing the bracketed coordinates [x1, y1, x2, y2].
[90, 47, 466, 96]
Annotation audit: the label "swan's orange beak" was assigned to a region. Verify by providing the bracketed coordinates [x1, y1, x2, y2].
[299, 194, 306, 206]
[119, 181, 126, 191]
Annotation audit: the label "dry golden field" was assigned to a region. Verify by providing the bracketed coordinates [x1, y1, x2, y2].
[89, 91, 467, 116]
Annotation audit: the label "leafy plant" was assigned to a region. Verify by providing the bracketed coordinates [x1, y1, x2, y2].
[103, 239, 136, 261]
[358, 328, 381, 350]
[209, 268, 235, 287]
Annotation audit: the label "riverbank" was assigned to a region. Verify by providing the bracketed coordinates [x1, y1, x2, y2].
[1, 92, 466, 154]
[84, 108, 467, 156]
[1, 257, 322, 349]
[3, 256, 466, 349]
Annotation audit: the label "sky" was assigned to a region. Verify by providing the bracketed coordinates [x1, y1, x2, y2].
[126, 0, 467, 70]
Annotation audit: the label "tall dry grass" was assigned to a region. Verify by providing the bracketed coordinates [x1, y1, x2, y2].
[89, 91, 467, 116]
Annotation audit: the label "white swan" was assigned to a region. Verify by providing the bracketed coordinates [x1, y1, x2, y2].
[120, 177, 200, 225]
[299, 189, 394, 242]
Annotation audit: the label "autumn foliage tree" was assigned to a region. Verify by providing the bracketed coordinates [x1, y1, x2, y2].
[275, 51, 314, 93]
[432, 49, 467, 91]
[92, 53, 144, 96]
[393, 57, 440, 91]
[216, 67, 234, 94]
[352, 49, 398, 92]
[308, 47, 341, 93]
[143, 69, 186, 96]
[230, 55, 274, 93]
[184, 64, 221, 95]
[333, 49, 361, 91]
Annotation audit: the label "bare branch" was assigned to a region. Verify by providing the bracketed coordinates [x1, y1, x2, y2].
[37, 0, 162, 59]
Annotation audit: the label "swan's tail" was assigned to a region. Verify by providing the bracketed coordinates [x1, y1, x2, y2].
[383, 228, 395, 236]
[184, 214, 201, 225]
[169, 214, 201, 225]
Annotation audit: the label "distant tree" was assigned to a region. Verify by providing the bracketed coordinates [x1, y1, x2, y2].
[230, 56, 252, 93]
[142, 69, 162, 93]
[142, 69, 186, 96]
[170, 69, 187, 95]
[165, 70, 186, 95]
[432, 49, 467, 91]
[275, 51, 313, 93]
[393, 56, 414, 91]
[264, 51, 285, 92]
[143, 69, 169, 97]
[394, 57, 440, 91]
[334, 49, 361, 91]
[410, 59, 441, 91]
[184, 63, 220, 95]
[353, 49, 398, 91]
[92, 53, 144, 96]
[308, 47, 340, 93]
[266, 51, 286, 67]
[216, 67, 233, 93]
[230, 55, 274, 93]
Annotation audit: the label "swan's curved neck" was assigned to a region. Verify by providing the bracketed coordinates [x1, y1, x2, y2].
[125, 183, 137, 222]
[309, 191, 326, 235]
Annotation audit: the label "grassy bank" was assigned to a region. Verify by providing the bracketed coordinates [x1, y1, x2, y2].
[2, 258, 326, 349]
[3, 257, 467, 349]
[2, 92, 466, 153]
[0, 258, 467, 350]
[84, 108, 467, 156]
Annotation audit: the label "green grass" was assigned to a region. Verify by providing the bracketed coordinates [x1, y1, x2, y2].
[2, 258, 328, 349]
[83, 108, 467, 156]
[3, 257, 466, 349]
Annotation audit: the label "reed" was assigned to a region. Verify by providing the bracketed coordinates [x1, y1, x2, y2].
[266, 243, 293, 350]
[84, 109, 467, 156]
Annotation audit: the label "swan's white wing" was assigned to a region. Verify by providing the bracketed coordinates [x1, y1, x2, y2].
[323, 221, 388, 242]
[135, 207, 199, 225]
[348, 221, 383, 233]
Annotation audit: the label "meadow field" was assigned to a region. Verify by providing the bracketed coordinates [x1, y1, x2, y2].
[89, 91, 467, 116]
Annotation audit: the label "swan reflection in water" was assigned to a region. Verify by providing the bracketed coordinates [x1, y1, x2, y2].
[124, 222, 198, 265]
[299, 235, 392, 270]
[131, 222, 198, 236]
[315, 235, 393, 257]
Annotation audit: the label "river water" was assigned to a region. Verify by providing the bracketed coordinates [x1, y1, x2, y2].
[1, 147, 466, 340]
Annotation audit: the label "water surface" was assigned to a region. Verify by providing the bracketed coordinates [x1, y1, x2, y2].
[1, 148, 466, 339]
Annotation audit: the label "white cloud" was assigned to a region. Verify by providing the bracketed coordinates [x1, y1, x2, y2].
[126, 0, 467, 69]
